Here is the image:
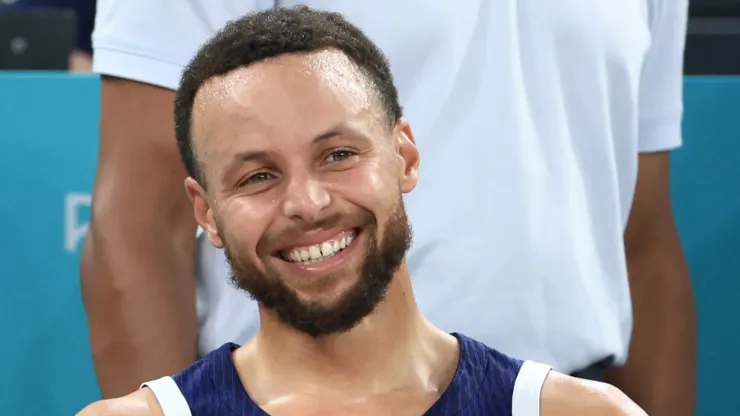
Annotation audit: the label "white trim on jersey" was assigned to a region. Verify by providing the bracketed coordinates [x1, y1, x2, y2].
[141, 376, 192, 416]
[512, 361, 553, 416]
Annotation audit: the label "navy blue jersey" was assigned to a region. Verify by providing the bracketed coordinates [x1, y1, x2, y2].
[143, 333, 552, 416]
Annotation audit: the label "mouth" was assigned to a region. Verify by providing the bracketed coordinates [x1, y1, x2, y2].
[279, 228, 360, 266]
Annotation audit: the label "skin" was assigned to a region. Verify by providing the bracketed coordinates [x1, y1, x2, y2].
[80, 78, 198, 398]
[606, 152, 697, 415]
[77, 49, 647, 416]
[69, 50, 92, 72]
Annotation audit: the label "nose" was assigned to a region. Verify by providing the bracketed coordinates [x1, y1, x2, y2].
[282, 175, 332, 223]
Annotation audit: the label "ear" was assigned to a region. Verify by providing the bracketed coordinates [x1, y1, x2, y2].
[184, 177, 224, 249]
[393, 118, 420, 194]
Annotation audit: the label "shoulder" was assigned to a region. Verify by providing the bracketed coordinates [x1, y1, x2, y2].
[76, 389, 164, 416]
[540, 372, 647, 416]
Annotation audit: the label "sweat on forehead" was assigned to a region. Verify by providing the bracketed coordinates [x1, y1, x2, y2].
[191, 49, 385, 147]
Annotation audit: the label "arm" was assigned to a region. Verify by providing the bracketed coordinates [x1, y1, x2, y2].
[541, 372, 647, 416]
[603, 1, 696, 414]
[81, 0, 246, 396]
[605, 152, 696, 414]
[77, 389, 164, 416]
[80, 78, 198, 397]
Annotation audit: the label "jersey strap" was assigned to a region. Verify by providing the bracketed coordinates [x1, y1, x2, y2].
[141, 376, 193, 416]
[512, 360, 552, 416]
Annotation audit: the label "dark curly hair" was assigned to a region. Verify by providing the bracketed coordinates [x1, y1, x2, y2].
[174, 5, 403, 185]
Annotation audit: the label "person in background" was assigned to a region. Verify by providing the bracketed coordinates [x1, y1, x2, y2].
[81, 1, 695, 415]
[1, 0, 95, 71]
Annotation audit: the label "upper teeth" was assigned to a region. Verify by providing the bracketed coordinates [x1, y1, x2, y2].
[286, 233, 356, 264]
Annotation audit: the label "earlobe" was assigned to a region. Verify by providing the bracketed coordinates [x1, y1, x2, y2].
[394, 118, 420, 193]
[184, 177, 224, 249]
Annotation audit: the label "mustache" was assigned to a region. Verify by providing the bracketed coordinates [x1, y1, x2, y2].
[257, 210, 375, 253]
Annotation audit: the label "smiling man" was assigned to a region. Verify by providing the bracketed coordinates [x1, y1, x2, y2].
[77, 7, 646, 416]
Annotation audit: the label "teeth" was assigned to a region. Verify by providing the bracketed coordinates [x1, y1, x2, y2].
[308, 246, 321, 260]
[321, 242, 334, 257]
[285, 232, 356, 264]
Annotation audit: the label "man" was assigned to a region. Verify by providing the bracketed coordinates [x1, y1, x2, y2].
[82, 0, 695, 413]
[78, 8, 645, 415]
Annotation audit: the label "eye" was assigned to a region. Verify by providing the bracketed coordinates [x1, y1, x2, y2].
[241, 171, 274, 186]
[326, 150, 355, 163]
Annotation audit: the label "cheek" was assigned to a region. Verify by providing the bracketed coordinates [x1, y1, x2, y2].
[329, 160, 399, 208]
[220, 198, 276, 253]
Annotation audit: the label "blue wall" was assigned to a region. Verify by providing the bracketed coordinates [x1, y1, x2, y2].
[0, 73, 100, 414]
[0, 73, 737, 415]
[672, 76, 740, 415]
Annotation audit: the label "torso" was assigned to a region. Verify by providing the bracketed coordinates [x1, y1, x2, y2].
[143, 333, 551, 416]
[259, 391, 444, 416]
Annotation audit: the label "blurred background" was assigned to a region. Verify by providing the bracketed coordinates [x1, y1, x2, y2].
[1, 1, 738, 415]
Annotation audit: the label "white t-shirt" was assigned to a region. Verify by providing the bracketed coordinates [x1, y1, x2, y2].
[92, 0, 687, 373]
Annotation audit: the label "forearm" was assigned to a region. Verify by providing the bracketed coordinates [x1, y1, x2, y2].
[606, 245, 696, 415]
[81, 222, 197, 398]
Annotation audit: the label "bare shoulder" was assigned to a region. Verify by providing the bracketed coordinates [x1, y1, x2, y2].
[76, 389, 164, 416]
[541, 371, 647, 416]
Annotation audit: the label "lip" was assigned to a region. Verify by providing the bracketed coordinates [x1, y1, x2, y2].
[280, 229, 364, 277]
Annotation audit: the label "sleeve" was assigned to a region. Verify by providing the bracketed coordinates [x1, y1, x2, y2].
[91, 0, 271, 90]
[637, 0, 689, 153]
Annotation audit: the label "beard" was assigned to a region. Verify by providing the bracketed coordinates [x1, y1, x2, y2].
[221, 199, 412, 338]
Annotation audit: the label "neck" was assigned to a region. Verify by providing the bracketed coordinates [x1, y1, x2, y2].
[234, 264, 459, 401]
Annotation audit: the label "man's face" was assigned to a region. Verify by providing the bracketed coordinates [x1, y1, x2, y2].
[187, 50, 420, 337]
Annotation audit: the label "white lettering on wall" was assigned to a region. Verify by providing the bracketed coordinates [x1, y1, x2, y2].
[65, 193, 91, 253]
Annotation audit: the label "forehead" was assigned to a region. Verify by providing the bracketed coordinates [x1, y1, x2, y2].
[191, 49, 381, 158]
